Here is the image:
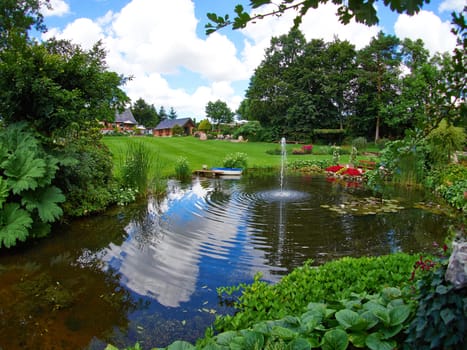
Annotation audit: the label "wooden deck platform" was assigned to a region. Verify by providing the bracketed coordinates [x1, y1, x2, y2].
[193, 169, 225, 177]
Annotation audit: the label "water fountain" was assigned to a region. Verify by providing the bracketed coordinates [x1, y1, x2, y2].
[280, 137, 287, 193]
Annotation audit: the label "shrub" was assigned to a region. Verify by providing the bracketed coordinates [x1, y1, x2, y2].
[404, 251, 467, 349]
[223, 152, 248, 169]
[292, 147, 305, 155]
[215, 254, 418, 332]
[352, 136, 367, 151]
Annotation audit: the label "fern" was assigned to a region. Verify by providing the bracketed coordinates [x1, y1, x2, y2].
[0, 203, 33, 248]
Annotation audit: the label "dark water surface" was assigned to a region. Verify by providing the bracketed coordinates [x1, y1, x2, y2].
[0, 174, 455, 349]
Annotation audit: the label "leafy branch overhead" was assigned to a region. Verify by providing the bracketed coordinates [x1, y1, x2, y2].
[205, 0, 430, 34]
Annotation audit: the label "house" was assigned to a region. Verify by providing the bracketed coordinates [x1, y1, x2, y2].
[153, 118, 195, 137]
[101, 108, 145, 134]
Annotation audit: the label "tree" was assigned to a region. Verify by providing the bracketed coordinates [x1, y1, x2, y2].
[198, 119, 212, 133]
[168, 107, 178, 120]
[131, 98, 160, 128]
[246, 28, 307, 138]
[0, 0, 49, 49]
[0, 39, 129, 136]
[355, 32, 401, 142]
[205, 0, 430, 34]
[159, 106, 168, 120]
[205, 100, 234, 130]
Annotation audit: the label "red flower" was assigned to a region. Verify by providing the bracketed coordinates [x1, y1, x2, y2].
[342, 168, 362, 176]
[325, 165, 344, 172]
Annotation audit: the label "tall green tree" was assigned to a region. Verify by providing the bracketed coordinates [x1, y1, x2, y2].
[355, 32, 402, 142]
[159, 106, 167, 120]
[131, 98, 160, 128]
[0, 0, 48, 48]
[168, 107, 178, 120]
[205, 100, 234, 130]
[246, 28, 306, 138]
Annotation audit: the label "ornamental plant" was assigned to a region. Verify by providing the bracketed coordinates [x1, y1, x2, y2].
[0, 123, 65, 248]
[223, 152, 248, 169]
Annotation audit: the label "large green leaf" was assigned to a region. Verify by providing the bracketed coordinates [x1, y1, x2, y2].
[214, 331, 237, 346]
[166, 341, 196, 350]
[322, 329, 349, 350]
[4, 149, 46, 194]
[335, 309, 370, 331]
[0, 177, 9, 208]
[21, 186, 65, 223]
[388, 305, 411, 326]
[365, 332, 396, 350]
[0, 203, 33, 248]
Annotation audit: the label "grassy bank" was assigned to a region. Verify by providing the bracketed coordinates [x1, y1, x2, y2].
[103, 136, 378, 177]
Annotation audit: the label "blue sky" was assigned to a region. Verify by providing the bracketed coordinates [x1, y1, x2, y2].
[40, 0, 463, 119]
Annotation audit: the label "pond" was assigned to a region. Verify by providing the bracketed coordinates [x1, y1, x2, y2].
[0, 174, 456, 349]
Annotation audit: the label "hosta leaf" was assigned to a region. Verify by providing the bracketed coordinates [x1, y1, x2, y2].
[289, 337, 313, 350]
[166, 340, 196, 350]
[388, 305, 411, 326]
[349, 332, 367, 348]
[322, 329, 349, 350]
[365, 332, 396, 350]
[271, 326, 298, 340]
[4, 149, 46, 194]
[336, 309, 370, 331]
[214, 331, 237, 346]
[0, 203, 33, 248]
[21, 186, 65, 223]
[239, 330, 264, 349]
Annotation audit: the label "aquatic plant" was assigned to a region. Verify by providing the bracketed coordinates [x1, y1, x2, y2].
[120, 141, 153, 196]
[174, 156, 191, 181]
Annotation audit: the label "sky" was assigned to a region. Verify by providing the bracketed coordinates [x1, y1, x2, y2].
[38, 0, 464, 119]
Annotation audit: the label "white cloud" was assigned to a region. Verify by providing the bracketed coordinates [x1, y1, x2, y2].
[438, 0, 465, 12]
[41, 0, 70, 17]
[44, 1, 455, 118]
[394, 10, 457, 55]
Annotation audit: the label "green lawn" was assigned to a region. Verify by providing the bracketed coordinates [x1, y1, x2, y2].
[103, 136, 378, 177]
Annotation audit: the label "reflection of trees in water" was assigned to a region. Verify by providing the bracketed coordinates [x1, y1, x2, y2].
[0, 253, 136, 349]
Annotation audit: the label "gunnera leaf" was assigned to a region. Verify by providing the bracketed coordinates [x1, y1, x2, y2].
[0, 203, 33, 248]
[4, 149, 46, 194]
[21, 186, 65, 223]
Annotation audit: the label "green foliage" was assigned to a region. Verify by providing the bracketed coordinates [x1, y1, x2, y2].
[120, 141, 153, 196]
[197, 119, 212, 133]
[215, 254, 418, 332]
[233, 121, 264, 142]
[205, 0, 429, 33]
[352, 136, 367, 151]
[332, 146, 341, 164]
[205, 100, 234, 127]
[424, 164, 467, 210]
[426, 119, 465, 166]
[404, 254, 467, 349]
[174, 156, 191, 181]
[223, 152, 248, 169]
[53, 123, 116, 217]
[131, 98, 160, 128]
[289, 159, 333, 173]
[0, 123, 65, 248]
[171, 124, 184, 136]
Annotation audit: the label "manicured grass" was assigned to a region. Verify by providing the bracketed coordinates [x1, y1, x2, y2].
[103, 136, 379, 177]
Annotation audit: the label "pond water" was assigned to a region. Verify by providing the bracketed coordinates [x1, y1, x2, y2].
[0, 174, 455, 349]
